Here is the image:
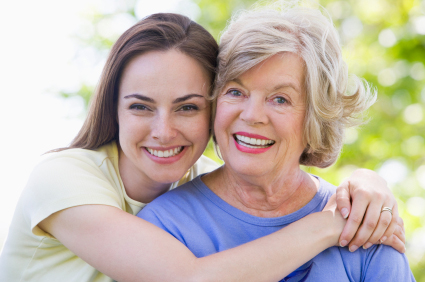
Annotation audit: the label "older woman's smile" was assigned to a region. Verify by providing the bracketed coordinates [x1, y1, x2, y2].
[214, 52, 307, 178]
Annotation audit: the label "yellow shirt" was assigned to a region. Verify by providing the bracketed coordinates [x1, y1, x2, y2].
[0, 142, 219, 282]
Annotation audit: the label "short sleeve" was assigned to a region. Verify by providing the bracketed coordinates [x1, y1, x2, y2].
[20, 154, 123, 237]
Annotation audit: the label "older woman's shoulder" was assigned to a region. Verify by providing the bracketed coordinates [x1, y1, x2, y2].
[330, 243, 415, 281]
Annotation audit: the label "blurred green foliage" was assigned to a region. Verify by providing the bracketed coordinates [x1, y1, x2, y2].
[67, 0, 425, 280]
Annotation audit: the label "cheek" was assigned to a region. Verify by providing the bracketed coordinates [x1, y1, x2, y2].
[180, 112, 211, 145]
[214, 102, 235, 137]
[118, 114, 149, 144]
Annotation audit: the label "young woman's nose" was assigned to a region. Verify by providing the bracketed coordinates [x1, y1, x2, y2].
[151, 113, 178, 143]
[239, 96, 268, 125]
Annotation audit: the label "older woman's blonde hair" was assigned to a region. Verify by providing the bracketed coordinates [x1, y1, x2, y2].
[212, 3, 376, 168]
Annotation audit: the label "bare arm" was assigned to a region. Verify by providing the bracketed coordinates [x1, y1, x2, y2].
[39, 204, 344, 282]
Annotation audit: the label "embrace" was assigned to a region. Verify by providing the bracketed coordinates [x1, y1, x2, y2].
[0, 2, 413, 282]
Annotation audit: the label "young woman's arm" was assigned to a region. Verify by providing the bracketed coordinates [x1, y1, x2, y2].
[39, 203, 344, 282]
[39, 168, 405, 282]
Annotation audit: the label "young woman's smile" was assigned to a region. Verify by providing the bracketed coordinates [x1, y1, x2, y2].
[117, 49, 211, 200]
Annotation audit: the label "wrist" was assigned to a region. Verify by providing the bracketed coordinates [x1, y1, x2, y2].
[318, 210, 345, 247]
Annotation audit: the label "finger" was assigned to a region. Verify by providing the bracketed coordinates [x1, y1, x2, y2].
[339, 192, 370, 248]
[374, 207, 395, 245]
[380, 205, 405, 245]
[392, 224, 406, 246]
[360, 201, 395, 249]
[347, 200, 386, 251]
[336, 179, 351, 219]
[382, 234, 406, 253]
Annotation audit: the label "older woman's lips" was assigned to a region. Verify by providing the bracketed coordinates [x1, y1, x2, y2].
[233, 134, 275, 154]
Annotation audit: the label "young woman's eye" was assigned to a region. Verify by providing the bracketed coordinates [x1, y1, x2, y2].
[226, 89, 243, 97]
[179, 104, 199, 112]
[273, 97, 287, 104]
[130, 104, 150, 111]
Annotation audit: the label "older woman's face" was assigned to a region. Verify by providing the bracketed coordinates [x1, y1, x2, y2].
[214, 52, 306, 177]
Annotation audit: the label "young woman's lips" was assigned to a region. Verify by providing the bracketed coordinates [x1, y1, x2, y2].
[233, 132, 275, 154]
[143, 145, 187, 164]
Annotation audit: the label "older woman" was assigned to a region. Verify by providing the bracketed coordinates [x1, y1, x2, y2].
[138, 6, 414, 281]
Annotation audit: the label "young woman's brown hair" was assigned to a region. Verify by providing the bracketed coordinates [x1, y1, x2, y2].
[68, 13, 218, 150]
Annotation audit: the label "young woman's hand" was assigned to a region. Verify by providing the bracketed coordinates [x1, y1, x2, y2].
[335, 168, 405, 253]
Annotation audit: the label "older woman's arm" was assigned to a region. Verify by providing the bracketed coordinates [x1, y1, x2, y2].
[335, 168, 405, 253]
[40, 203, 344, 282]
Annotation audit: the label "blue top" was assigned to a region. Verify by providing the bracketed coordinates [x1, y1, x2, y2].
[138, 175, 415, 282]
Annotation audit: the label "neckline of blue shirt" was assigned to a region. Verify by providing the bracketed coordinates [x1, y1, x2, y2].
[190, 174, 331, 227]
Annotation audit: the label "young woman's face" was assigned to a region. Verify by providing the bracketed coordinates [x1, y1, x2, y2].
[117, 50, 211, 188]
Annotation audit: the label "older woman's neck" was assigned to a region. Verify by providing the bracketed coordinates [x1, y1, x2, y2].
[203, 166, 319, 218]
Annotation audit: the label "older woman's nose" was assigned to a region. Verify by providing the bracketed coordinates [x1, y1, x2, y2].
[239, 97, 269, 125]
[151, 113, 178, 143]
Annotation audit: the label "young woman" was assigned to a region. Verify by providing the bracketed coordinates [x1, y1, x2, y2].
[0, 13, 404, 282]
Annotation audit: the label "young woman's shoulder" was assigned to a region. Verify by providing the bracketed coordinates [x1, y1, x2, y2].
[21, 141, 125, 236]
[39, 141, 118, 169]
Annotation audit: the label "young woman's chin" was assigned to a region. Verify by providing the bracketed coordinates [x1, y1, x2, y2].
[142, 145, 205, 184]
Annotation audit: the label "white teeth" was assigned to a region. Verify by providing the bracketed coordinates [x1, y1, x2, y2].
[146, 146, 183, 158]
[234, 134, 275, 148]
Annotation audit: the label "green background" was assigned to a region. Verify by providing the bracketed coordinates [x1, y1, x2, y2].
[63, 0, 425, 279]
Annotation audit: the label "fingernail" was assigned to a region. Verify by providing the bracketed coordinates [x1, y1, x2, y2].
[340, 240, 348, 247]
[379, 236, 387, 244]
[341, 208, 349, 219]
[349, 245, 358, 252]
[363, 242, 373, 249]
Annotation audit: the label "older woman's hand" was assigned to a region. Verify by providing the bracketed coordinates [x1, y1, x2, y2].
[335, 168, 405, 253]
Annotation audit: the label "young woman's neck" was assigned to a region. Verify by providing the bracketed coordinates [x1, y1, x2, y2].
[118, 148, 171, 203]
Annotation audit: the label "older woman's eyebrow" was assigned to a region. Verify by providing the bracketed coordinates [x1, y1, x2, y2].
[270, 83, 301, 93]
[231, 78, 245, 87]
[124, 94, 155, 103]
[173, 94, 205, 104]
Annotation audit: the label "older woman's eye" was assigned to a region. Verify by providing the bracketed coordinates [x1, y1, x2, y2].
[273, 97, 287, 104]
[227, 89, 243, 97]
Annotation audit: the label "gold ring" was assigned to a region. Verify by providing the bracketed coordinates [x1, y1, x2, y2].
[381, 207, 393, 216]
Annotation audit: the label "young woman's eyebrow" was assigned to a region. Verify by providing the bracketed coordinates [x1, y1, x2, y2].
[173, 94, 205, 104]
[124, 94, 155, 103]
